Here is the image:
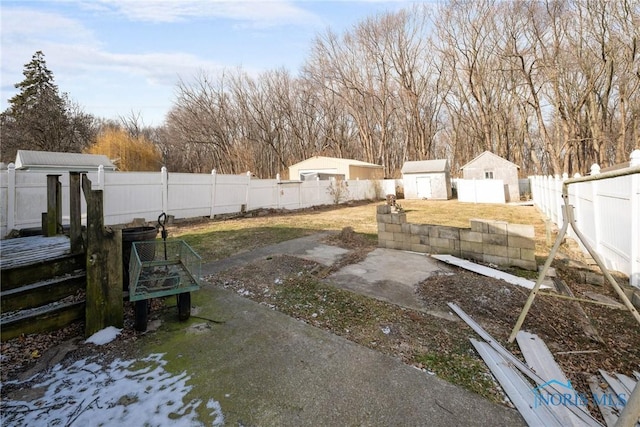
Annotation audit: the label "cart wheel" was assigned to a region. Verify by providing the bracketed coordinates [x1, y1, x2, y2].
[134, 300, 148, 331]
[177, 292, 191, 321]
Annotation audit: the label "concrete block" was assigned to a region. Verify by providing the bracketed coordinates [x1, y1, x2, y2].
[385, 224, 401, 233]
[483, 244, 509, 257]
[487, 221, 508, 235]
[378, 231, 394, 241]
[437, 226, 460, 240]
[460, 251, 476, 261]
[466, 253, 483, 264]
[377, 222, 386, 233]
[507, 247, 521, 259]
[508, 223, 535, 238]
[484, 233, 508, 246]
[509, 258, 537, 271]
[430, 237, 452, 249]
[411, 243, 428, 253]
[377, 205, 391, 214]
[508, 235, 535, 250]
[396, 232, 412, 244]
[460, 230, 483, 243]
[540, 266, 556, 277]
[388, 213, 406, 224]
[430, 247, 451, 256]
[520, 248, 536, 261]
[376, 214, 390, 223]
[460, 240, 483, 254]
[483, 254, 510, 267]
[585, 272, 604, 286]
[401, 223, 412, 234]
[410, 224, 430, 236]
[388, 240, 403, 250]
[429, 246, 450, 255]
[410, 234, 421, 244]
[470, 219, 485, 232]
[380, 239, 394, 249]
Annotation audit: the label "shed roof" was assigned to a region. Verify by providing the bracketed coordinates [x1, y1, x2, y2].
[15, 150, 116, 171]
[289, 156, 383, 169]
[460, 151, 520, 170]
[401, 159, 449, 174]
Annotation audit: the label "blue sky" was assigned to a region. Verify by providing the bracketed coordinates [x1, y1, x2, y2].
[1, 0, 416, 126]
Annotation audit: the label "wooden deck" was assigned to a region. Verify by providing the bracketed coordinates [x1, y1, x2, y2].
[0, 235, 71, 270]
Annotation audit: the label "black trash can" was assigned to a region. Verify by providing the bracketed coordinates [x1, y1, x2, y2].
[122, 226, 158, 291]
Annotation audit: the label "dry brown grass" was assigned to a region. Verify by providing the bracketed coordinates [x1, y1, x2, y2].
[170, 199, 552, 263]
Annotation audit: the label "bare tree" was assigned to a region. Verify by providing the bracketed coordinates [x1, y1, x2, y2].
[162, 0, 640, 178]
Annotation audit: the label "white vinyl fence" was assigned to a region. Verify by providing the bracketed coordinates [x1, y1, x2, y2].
[529, 150, 640, 288]
[455, 179, 507, 204]
[0, 165, 394, 239]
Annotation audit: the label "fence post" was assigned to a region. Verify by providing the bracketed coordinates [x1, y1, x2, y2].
[590, 164, 602, 254]
[552, 175, 557, 222]
[45, 174, 62, 236]
[69, 172, 84, 254]
[161, 167, 168, 214]
[82, 174, 123, 337]
[544, 175, 550, 218]
[97, 165, 105, 190]
[553, 175, 559, 223]
[245, 171, 251, 212]
[630, 150, 640, 287]
[7, 163, 15, 233]
[529, 176, 535, 206]
[276, 173, 281, 209]
[210, 169, 217, 219]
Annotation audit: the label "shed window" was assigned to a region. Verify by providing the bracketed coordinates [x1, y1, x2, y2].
[484, 171, 494, 179]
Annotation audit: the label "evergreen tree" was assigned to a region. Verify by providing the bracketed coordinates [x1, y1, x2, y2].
[0, 51, 96, 163]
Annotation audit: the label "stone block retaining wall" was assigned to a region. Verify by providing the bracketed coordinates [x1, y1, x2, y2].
[377, 205, 537, 270]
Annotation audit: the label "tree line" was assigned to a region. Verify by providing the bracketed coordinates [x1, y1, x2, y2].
[3, 0, 639, 178]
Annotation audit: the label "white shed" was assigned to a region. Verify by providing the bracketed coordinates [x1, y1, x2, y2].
[401, 159, 452, 200]
[288, 156, 384, 181]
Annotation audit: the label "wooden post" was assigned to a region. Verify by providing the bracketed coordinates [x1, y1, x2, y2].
[69, 172, 84, 254]
[56, 179, 62, 234]
[82, 174, 123, 337]
[45, 175, 61, 236]
[7, 163, 16, 233]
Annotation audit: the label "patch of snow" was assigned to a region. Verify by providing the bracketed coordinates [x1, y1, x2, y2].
[274, 278, 283, 285]
[381, 326, 391, 335]
[1, 353, 224, 426]
[85, 326, 122, 345]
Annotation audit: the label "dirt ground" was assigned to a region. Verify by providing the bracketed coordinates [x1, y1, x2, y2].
[2, 225, 639, 420]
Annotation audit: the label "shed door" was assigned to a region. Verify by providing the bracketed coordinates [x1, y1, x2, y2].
[416, 177, 432, 199]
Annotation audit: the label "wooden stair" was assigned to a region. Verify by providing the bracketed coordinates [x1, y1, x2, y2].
[0, 235, 86, 341]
